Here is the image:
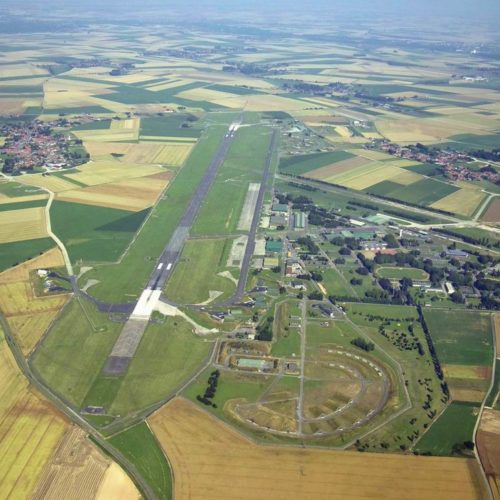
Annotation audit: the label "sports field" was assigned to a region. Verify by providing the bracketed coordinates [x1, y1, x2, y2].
[150, 397, 484, 499]
[375, 267, 429, 280]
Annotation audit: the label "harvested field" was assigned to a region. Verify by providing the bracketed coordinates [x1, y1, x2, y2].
[0, 325, 68, 499]
[329, 163, 419, 190]
[482, 198, 500, 223]
[96, 463, 140, 500]
[431, 188, 487, 217]
[0, 247, 64, 284]
[306, 156, 372, 179]
[63, 160, 164, 186]
[110, 117, 140, 130]
[32, 426, 139, 500]
[0, 206, 47, 243]
[476, 409, 500, 499]
[57, 172, 172, 212]
[17, 174, 79, 193]
[0, 248, 68, 355]
[150, 397, 485, 500]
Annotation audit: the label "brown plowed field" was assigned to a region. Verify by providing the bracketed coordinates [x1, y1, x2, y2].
[150, 397, 485, 500]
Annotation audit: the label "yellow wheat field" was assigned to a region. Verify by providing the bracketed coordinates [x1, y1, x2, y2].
[0, 207, 47, 243]
[431, 188, 487, 216]
[150, 398, 485, 500]
[0, 325, 68, 499]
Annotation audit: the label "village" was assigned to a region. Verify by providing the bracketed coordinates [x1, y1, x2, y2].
[0, 118, 90, 174]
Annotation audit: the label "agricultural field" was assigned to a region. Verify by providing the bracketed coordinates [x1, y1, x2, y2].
[0, 247, 69, 355]
[414, 402, 479, 456]
[424, 310, 494, 402]
[150, 397, 485, 499]
[0, 323, 68, 499]
[32, 426, 139, 500]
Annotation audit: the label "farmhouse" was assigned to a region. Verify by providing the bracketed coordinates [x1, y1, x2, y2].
[291, 280, 306, 290]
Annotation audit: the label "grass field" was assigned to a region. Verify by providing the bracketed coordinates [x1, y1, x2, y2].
[165, 238, 235, 304]
[0, 324, 68, 499]
[415, 402, 479, 455]
[108, 422, 172, 500]
[150, 397, 484, 499]
[83, 319, 213, 415]
[424, 310, 494, 366]
[375, 267, 429, 280]
[31, 299, 121, 408]
[191, 125, 272, 236]
[51, 201, 149, 263]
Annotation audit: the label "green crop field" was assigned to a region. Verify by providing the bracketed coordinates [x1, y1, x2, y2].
[165, 238, 235, 304]
[51, 201, 149, 263]
[31, 299, 121, 408]
[375, 267, 429, 280]
[414, 402, 479, 455]
[0, 199, 47, 212]
[367, 178, 459, 206]
[424, 310, 493, 366]
[108, 422, 172, 500]
[279, 151, 354, 176]
[140, 115, 201, 138]
[0, 237, 54, 271]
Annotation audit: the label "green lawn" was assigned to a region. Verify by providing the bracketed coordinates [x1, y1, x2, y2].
[108, 422, 172, 499]
[424, 310, 493, 366]
[164, 238, 236, 304]
[414, 402, 479, 455]
[0, 238, 54, 272]
[82, 123, 229, 302]
[108, 319, 212, 415]
[51, 201, 149, 263]
[31, 299, 121, 408]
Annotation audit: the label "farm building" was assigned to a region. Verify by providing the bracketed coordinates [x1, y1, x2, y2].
[293, 211, 306, 229]
[291, 280, 306, 290]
